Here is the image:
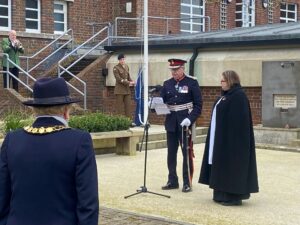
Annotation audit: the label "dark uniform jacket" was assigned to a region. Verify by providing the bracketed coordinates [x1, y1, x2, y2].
[199, 85, 259, 194]
[1, 38, 24, 68]
[113, 63, 132, 95]
[0, 117, 99, 225]
[161, 75, 202, 132]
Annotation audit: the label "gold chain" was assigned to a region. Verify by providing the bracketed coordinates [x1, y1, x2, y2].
[23, 125, 69, 135]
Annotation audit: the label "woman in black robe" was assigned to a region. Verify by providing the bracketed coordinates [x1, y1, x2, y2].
[199, 70, 259, 206]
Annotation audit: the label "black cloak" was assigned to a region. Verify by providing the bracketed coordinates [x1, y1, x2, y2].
[199, 85, 259, 194]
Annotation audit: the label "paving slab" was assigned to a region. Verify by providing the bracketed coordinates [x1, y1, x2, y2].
[96, 143, 300, 225]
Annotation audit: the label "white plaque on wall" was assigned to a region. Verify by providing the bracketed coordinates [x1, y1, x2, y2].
[273, 94, 297, 109]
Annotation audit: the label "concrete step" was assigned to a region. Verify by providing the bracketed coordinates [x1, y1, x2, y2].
[141, 127, 208, 142]
[289, 139, 300, 147]
[137, 134, 207, 151]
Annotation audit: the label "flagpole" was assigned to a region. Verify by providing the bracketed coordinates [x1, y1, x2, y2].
[143, 0, 148, 124]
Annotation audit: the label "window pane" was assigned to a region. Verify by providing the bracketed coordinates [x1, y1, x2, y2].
[192, 24, 201, 31]
[54, 23, 64, 31]
[236, 5, 242, 11]
[54, 4, 63, 11]
[280, 19, 286, 23]
[181, 22, 190, 30]
[0, 17, 8, 26]
[182, 0, 190, 4]
[236, 13, 242, 19]
[26, 20, 38, 29]
[26, 0, 38, 9]
[181, 5, 190, 14]
[236, 21, 242, 27]
[280, 11, 286, 17]
[54, 13, 64, 22]
[192, 18, 202, 24]
[192, 0, 200, 5]
[288, 12, 295, 19]
[280, 4, 286, 10]
[26, 10, 38, 19]
[193, 7, 201, 15]
[0, 7, 8, 16]
[0, 0, 8, 5]
[288, 4, 295, 11]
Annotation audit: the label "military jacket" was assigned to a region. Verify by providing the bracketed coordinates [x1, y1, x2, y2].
[113, 63, 132, 95]
[161, 75, 202, 132]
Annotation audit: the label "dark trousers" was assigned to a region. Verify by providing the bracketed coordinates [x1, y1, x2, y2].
[166, 125, 190, 186]
[115, 94, 131, 118]
[3, 67, 19, 92]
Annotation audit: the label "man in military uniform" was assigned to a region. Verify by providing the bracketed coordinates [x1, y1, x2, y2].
[113, 53, 135, 118]
[1, 30, 24, 92]
[161, 58, 202, 193]
[0, 77, 99, 225]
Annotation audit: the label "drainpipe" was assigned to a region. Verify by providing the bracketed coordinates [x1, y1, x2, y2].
[189, 47, 199, 77]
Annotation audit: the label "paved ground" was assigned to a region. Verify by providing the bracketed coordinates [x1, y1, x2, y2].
[96, 132, 300, 225]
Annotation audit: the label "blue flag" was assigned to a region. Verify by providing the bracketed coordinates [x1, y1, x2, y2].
[134, 67, 144, 126]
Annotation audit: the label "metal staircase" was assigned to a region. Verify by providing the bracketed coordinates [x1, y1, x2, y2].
[58, 25, 112, 110]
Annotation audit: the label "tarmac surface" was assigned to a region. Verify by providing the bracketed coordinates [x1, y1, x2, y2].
[96, 126, 300, 225]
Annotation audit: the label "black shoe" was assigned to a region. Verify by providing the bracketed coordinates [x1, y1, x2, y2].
[161, 182, 179, 190]
[182, 184, 192, 193]
[221, 200, 242, 206]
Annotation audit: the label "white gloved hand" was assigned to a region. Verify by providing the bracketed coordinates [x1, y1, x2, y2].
[148, 98, 155, 109]
[180, 118, 191, 127]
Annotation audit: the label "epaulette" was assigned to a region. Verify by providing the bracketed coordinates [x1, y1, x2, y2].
[23, 125, 70, 135]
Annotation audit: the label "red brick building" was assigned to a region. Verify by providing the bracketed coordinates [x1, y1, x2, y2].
[1, 0, 300, 125]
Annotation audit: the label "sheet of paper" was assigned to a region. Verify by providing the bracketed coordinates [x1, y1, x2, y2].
[148, 97, 170, 115]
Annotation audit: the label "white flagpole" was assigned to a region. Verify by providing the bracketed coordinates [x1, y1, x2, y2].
[143, 0, 149, 124]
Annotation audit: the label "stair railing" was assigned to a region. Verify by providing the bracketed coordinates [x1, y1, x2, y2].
[113, 16, 211, 38]
[20, 29, 73, 74]
[1, 53, 36, 92]
[58, 25, 111, 110]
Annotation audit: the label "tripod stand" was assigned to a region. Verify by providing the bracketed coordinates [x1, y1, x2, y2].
[124, 95, 170, 199]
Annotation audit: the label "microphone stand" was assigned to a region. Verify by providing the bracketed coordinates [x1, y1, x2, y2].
[124, 92, 170, 199]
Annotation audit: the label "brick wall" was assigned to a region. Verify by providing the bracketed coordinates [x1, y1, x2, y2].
[198, 86, 261, 127]
[97, 85, 261, 127]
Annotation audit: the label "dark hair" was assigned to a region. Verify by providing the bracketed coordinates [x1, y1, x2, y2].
[117, 54, 125, 60]
[222, 70, 240, 88]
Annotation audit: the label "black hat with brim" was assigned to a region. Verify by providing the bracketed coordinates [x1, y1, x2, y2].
[23, 77, 80, 107]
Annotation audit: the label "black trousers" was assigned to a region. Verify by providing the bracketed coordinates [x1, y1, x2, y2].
[2, 66, 19, 92]
[166, 125, 190, 186]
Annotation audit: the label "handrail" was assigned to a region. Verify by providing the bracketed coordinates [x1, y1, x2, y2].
[1, 53, 36, 92]
[20, 29, 73, 73]
[58, 25, 111, 110]
[114, 16, 211, 38]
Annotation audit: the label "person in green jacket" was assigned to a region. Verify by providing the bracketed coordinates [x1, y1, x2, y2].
[1, 30, 24, 92]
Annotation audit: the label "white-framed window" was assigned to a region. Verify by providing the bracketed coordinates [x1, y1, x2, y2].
[280, 3, 297, 23]
[54, 1, 67, 34]
[0, 0, 11, 31]
[25, 0, 41, 33]
[268, 0, 274, 24]
[180, 0, 205, 33]
[235, 0, 255, 28]
[220, 0, 227, 30]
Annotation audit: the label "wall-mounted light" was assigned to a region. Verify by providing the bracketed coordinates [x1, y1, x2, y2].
[227, 0, 232, 3]
[262, 0, 268, 8]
